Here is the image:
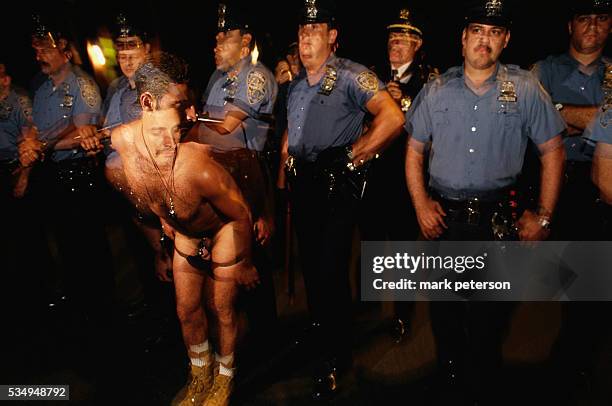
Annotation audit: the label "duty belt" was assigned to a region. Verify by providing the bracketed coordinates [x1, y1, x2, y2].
[431, 188, 519, 240]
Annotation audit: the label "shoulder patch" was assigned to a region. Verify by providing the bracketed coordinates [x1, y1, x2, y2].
[356, 71, 379, 93]
[76, 76, 100, 108]
[247, 70, 267, 105]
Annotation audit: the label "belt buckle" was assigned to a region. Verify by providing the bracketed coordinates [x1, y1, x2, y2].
[466, 198, 480, 225]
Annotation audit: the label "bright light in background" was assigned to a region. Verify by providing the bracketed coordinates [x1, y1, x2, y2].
[251, 43, 259, 65]
[87, 41, 106, 67]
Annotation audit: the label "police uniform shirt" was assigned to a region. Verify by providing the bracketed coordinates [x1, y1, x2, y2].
[102, 76, 141, 127]
[198, 56, 277, 152]
[407, 63, 565, 197]
[0, 88, 32, 161]
[585, 110, 612, 145]
[533, 53, 611, 161]
[32, 63, 101, 162]
[287, 54, 384, 162]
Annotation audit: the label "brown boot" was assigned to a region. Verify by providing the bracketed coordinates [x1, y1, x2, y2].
[203, 364, 235, 406]
[172, 354, 214, 406]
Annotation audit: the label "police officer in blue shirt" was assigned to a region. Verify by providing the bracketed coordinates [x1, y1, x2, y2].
[277, 0, 405, 398]
[0, 62, 34, 199]
[588, 109, 612, 237]
[189, 2, 279, 358]
[406, 0, 565, 402]
[532, 0, 611, 240]
[23, 17, 113, 324]
[81, 13, 150, 157]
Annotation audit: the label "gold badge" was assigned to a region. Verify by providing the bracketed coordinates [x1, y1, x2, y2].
[356, 71, 379, 93]
[77, 76, 100, 108]
[319, 66, 338, 96]
[247, 70, 266, 105]
[498, 80, 517, 103]
[17, 95, 32, 119]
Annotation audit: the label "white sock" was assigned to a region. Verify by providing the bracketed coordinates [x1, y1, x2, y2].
[215, 352, 234, 366]
[189, 341, 210, 367]
[190, 341, 209, 353]
[218, 362, 234, 377]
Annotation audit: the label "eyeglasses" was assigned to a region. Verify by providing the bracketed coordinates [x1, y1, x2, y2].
[114, 39, 144, 51]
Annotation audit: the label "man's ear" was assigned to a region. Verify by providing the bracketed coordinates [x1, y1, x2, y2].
[241, 33, 253, 48]
[328, 28, 338, 45]
[0, 75, 11, 88]
[414, 38, 423, 52]
[140, 92, 155, 111]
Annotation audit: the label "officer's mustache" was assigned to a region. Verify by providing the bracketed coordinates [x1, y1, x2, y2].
[474, 45, 492, 54]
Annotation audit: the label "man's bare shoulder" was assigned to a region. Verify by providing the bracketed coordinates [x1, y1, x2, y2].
[110, 120, 139, 152]
[178, 142, 234, 193]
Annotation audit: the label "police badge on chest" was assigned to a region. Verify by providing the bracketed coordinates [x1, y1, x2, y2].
[498, 80, 517, 113]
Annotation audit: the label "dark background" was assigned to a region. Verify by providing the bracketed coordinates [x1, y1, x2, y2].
[1, 0, 609, 98]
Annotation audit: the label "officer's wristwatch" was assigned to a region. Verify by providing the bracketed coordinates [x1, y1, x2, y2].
[555, 103, 564, 111]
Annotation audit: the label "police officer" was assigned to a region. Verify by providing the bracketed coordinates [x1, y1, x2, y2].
[589, 109, 612, 238]
[363, 8, 436, 343]
[22, 17, 114, 325]
[190, 2, 279, 359]
[532, 1, 611, 396]
[532, 0, 611, 241]
[405, 0, 565, 402]
[277, 0, 404, 398]
[82, 13, 150, 157]
[0, 62, 34, 199]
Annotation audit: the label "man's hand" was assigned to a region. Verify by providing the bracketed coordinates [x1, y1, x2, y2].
[254, 217, 273, 246]
[235, 264, 260, 290]
[386, 81, 403, 102]
[154, 251, 173, 282]
[517, 210, 550, 242]
[18, 137, 44, 167]
[77, 125, 103, 155]
[275, 60, 292, 85]
[415, 198, 447, 240]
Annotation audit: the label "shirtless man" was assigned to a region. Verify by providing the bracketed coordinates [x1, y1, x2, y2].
[106, 52, 258, 406]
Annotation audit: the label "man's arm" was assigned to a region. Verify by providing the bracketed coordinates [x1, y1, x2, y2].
[592, 143, 612, 204]
[518, 135, 565, 241]
[204, 110, 248, 135]
[350, 90, 405, 164]
[559, 105, 599, 132]
[406, 139, 446, 240]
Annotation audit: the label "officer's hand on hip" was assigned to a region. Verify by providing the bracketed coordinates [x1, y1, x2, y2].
[415, 197, 447, 240]
[517, 210, 550, 242]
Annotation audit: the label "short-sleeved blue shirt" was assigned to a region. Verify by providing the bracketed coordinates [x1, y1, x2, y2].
[101, 76, 141, 127]
[585, 110, 612, 145]
[198, 57, 277, 152]
[407, 63, 565, 197]
[286, 53, 383, 162]
[32, 64, 101, 162]
[533, 53, 610, 161]
[0, 88, 32, 161]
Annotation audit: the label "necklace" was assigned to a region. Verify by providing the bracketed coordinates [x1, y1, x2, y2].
[140, 124, 178, 219]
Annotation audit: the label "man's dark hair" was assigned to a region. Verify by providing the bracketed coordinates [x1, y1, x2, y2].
[135, 51, 189, 103]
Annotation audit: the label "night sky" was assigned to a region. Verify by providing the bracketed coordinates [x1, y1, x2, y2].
[2, 0, 610, 99]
